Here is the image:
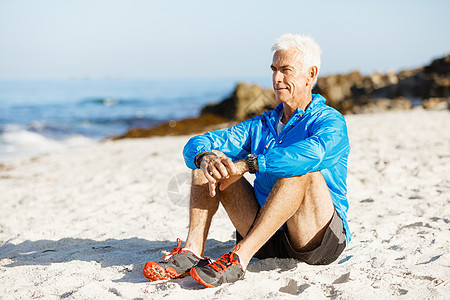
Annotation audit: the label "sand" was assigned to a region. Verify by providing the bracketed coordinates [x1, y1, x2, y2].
[0, 108, 449, 299]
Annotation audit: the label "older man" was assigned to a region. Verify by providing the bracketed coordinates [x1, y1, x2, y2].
[143, 34, 350, 287]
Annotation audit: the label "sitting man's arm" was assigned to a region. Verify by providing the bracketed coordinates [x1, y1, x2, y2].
[195, 149, 257, 197]
[183, 118, 257, 196]
[183, 117, 257, 170]
[258, 114, 349, 177]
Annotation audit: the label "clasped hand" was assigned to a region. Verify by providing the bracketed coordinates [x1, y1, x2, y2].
[200, 150, 245, 197]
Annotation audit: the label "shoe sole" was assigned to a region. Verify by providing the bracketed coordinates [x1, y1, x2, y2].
[190, 267, 215, 288]
[143, 261, 188, 282]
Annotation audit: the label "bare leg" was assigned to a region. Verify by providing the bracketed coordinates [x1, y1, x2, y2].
[235, 171, 334, 268]
[184, 170, 259, 256]
[184, 169, 220, 256]
[217, 177, 260, 237]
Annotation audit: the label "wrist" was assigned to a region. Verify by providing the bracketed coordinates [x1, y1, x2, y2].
[235, 159, 249, 174]
[245, 154, 258, 174]
[194, 151, 217, 168]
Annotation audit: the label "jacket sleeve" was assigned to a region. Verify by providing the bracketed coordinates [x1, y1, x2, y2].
[257, 113, 349, 177]
[183, 118, 254, 169]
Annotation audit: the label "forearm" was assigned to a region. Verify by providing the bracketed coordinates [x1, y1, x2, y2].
[234, 159, 249, 174]
[234, 157, 259, 174]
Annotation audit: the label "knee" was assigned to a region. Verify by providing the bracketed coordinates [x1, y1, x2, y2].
[191, 169, 209, 186]
[276, 173, 309, 186]
[277, 171, 321, 184]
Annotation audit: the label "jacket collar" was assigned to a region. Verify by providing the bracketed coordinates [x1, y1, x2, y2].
[268, 93, 326, 121]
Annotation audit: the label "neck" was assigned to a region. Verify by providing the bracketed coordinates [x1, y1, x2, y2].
[281, 91, 313, 123]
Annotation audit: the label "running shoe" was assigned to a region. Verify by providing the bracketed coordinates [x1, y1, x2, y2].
[190, 245, 245, 288]
[143, 238, 210, 281]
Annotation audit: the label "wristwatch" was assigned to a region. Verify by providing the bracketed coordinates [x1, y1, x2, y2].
[245, 154, 258, 174]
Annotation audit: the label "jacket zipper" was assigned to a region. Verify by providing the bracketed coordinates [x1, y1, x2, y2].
[278, 114, 301, 144]
[264, 111, 303, 148]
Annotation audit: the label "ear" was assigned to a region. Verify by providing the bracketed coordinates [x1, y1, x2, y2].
[307, 66, 318, 86]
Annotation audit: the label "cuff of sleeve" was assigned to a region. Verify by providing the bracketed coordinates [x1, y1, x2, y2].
[184, 147, 210, 170]
[257, 154, 266, 173]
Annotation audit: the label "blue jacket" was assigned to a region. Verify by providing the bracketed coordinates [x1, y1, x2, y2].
[183, 94, 351, 244]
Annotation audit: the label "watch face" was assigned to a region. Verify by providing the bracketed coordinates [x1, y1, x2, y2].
[246, 154, 257, 174]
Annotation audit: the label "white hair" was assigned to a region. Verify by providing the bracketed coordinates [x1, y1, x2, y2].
[272, 33, 322, 86]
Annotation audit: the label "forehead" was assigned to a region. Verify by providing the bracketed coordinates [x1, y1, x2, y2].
[272, 48, 303, 67]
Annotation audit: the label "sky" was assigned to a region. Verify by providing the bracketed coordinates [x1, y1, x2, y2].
[0, 0, 449, 80]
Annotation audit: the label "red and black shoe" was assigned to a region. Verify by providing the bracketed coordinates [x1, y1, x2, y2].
[190, 245, 245, 288]
[143, 238, 211, 281]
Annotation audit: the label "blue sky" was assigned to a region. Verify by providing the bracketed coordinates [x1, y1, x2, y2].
[0, 0, 449, 79]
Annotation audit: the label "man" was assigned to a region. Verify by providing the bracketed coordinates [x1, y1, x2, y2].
[143, 33, 350, 288]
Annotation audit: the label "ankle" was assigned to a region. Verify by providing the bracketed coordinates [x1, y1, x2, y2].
[182, 247, 204, 259]
[234, 250, 250, 271]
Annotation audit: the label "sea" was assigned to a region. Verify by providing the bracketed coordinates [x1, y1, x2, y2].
[0, 78, 271, 161]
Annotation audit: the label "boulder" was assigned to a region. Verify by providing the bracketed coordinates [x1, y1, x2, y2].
[313, 55, 449, 113]
[201, 82, 277, 121]
[351, 97, 412, 114]
[422, 97, 449, 110]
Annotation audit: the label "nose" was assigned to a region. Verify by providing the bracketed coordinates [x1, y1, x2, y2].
[272, 70, 282, 83]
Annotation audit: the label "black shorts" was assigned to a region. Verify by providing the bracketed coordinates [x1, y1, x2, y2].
[236, 209, 347, 265]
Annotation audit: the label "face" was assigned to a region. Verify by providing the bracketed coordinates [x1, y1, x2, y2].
[271, 48, 315, 104]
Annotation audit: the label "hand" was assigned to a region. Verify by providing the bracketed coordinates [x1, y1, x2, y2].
[200, 150, 241, 197]
[217, 159, 248, 192]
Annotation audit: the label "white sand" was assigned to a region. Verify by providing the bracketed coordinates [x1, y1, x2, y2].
[0, 108, 449, 299]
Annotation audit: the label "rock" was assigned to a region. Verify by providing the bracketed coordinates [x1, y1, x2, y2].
[391, 97, 413, 110]
[112, 114, 230, 139]
[201, 82, 277, 121]
[115, 55, 449, 139]
[314, 71, 364, 109]
[314, 55, 449, 113]
[351, 97, 412, 114]
[422, 97, 449, 110]
[351, 98, 390, 114]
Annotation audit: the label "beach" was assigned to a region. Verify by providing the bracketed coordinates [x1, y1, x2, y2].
[0, 108, 449, 299]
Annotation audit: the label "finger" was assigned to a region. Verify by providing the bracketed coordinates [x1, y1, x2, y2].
[208, 164, 222, 180]
[214, 162, 229, 178]
[221, 157, 238, 174]
[219, 180, 229, 191]
[211, 149, 226, 158]
[219, 177, 237, 191]
[202, 166, 216, 183]
[209, 181, 216, 197]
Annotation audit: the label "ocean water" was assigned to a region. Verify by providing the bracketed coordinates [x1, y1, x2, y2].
[0, 78, 271, 161]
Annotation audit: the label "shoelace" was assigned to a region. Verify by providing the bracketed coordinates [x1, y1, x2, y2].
[209, 244, 241, 273]
[163, 238, 185, 261]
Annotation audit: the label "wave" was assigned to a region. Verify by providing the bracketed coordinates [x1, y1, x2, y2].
[78, 98, 149, 107]
[84, 116, 163, 127]
[0, 124, 95, 162]
[30, 117, 163, 138]
[2, 98, 151, 111]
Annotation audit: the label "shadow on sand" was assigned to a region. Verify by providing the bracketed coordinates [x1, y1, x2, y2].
[0, 237, 237, 284]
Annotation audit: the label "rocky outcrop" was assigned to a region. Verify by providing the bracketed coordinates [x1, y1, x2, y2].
[201, 82, 277, 121]
[115, 55, 449, 139]
[422, 97, 450, 110]
[114, 83, 276, 139]
[202, 55, 449, 118]
[313, 55, 450, 113]
[113, 114, 229, 139]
